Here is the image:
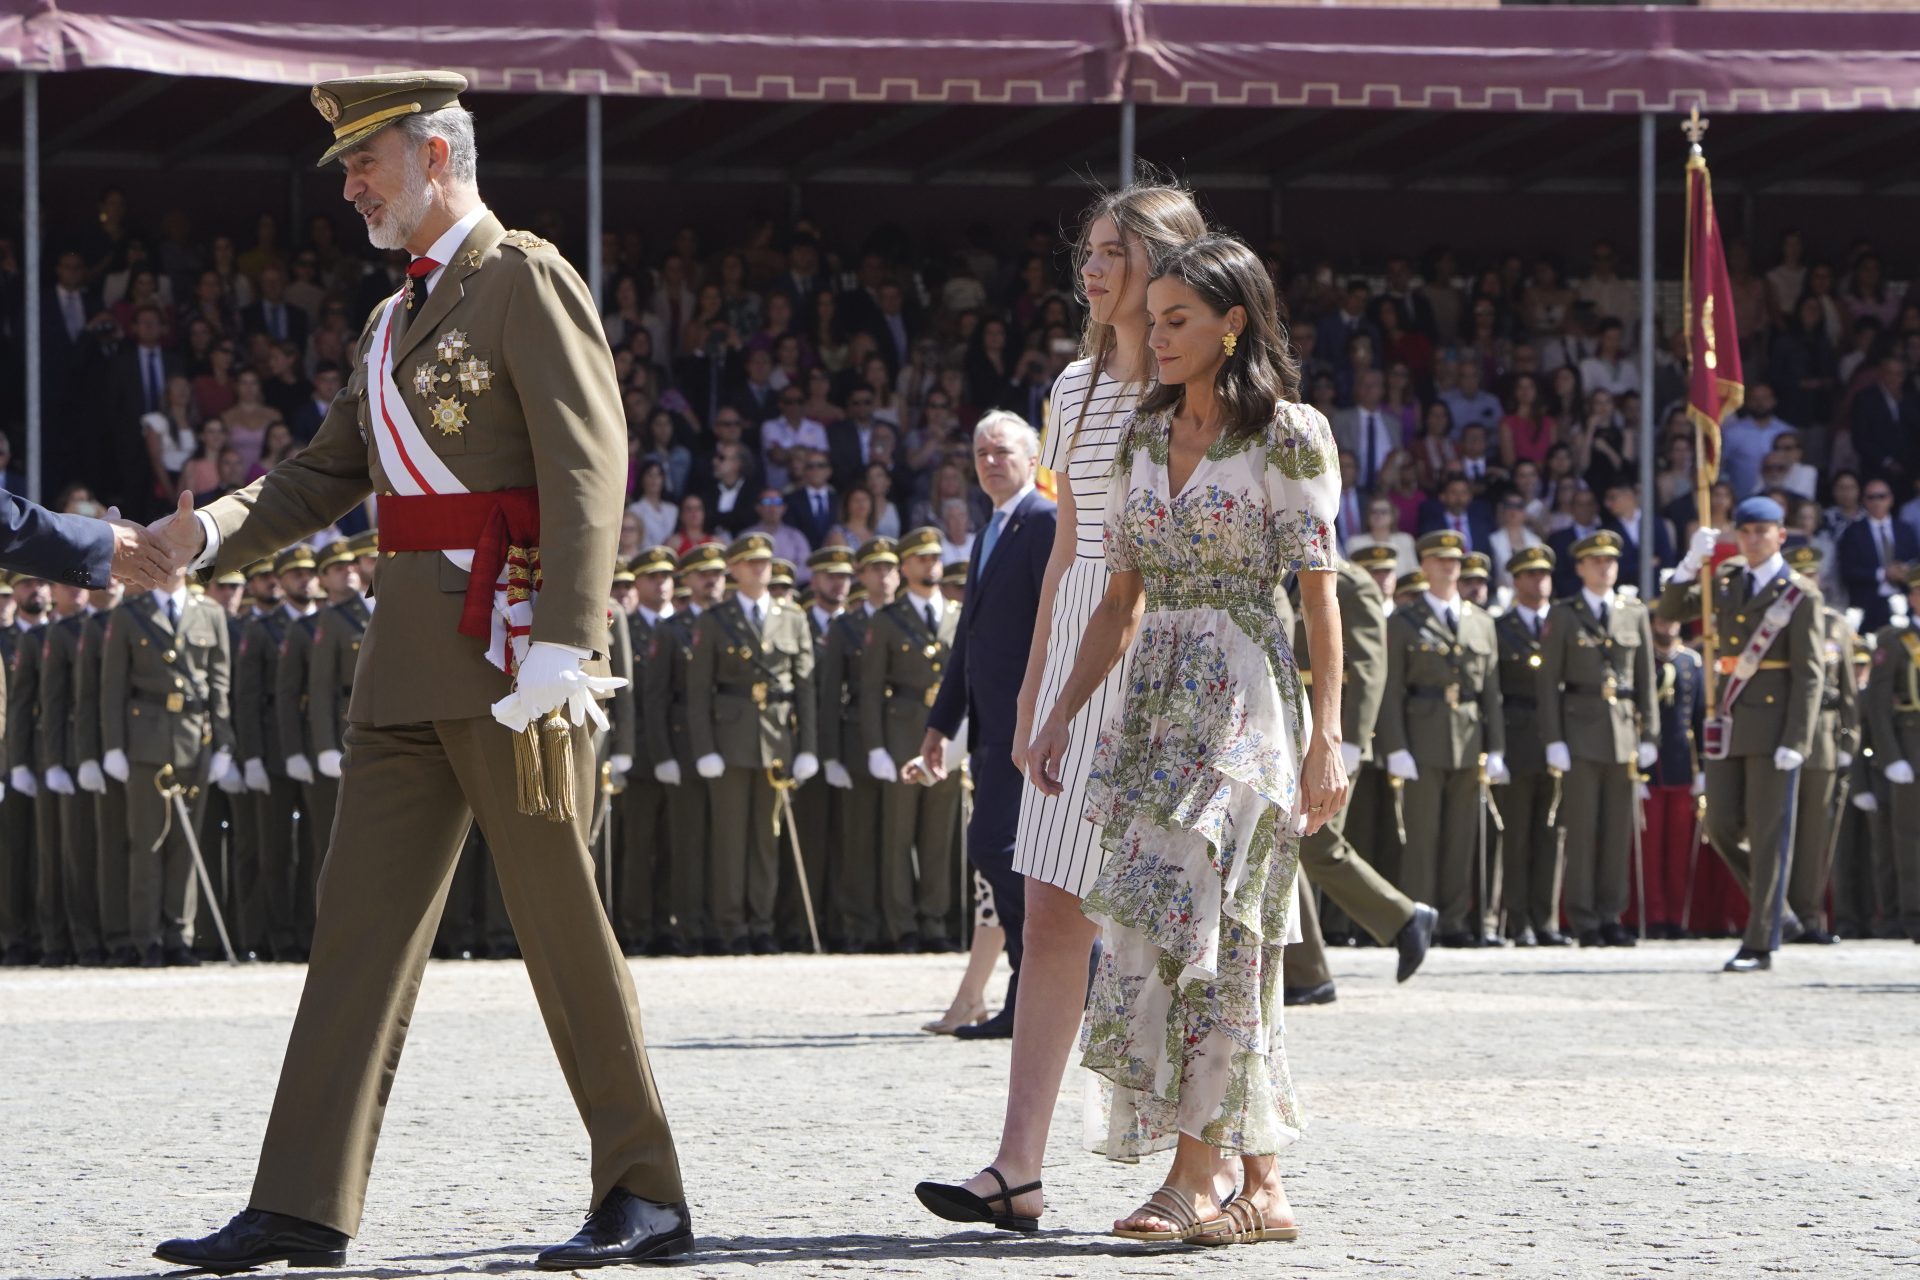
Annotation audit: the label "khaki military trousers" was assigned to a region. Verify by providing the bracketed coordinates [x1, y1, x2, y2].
[1703, 754, 1800, 951]
[248, 717, 683, 1237]
[1284, 784, 1419, 987]
[254, 775, 303, 956]
[879, 774, 962, 943]
[295, 777, 341, 949]
[660, 763, 709, 945]
[1876, 770, 1920, 938]
[828, 775, 883, 947]
[1560, 758, 1634, 935]
[32, 787, 66, 953]
[1287, 872, 1332, 989]
[1788, 767, 1838, 926]
[616, 775, 671, 946]
[223, 781, 265, 952]
[1343, 764, 1401, 888]
[0, 791, 35, 950]
[1398, 764, 1482, 936]
[126, 762, 206, 953]
[1495, 771, 1561, 937]
[706, 766, 781, 944]
[776, 776, 830, 948]
[56, 789, 102, 954]
[95, 781, 131, 953]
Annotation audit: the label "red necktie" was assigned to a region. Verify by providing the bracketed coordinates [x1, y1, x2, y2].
[404, 256, 441, 323]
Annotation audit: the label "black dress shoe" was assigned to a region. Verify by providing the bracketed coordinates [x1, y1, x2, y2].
[1510, 927, 1538, 948]
[106, 945, 141, 967]
[153, 1207, 348, 1274]
[1723, 947, 1772, 972]
[893, 932, 922, 954]
[75, 947, 109, 967]
[38, 948, 72, 968]
[1600, 923, 1638, 948]
[1788, 926, 1839, 945]
[1, 942, 35, 966]
[485, 939, 519, 961]
[1536, 929, 1574, 947]
[1283, 981, 1337, 1006]
[164, 945, 202, 967]
[953, 1007, 1015, 1039]
[536, 1188, 694, 1270]
[1435, 930, 1479, 949]
[1577, 929, 1604, 948]
[1479, 932, 1509, 949]
[1394, 903, 1437, 982]
[749, 934, 779, 955]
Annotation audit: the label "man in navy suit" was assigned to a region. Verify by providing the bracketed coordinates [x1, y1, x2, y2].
[1547, 486, 1607, 599]
[1417, 473, 1495, 555]
[1838, 476, 1919, 632]
[0, 486, 174, 590]
[783, 450, 839, 549]
[921, 411, 1054, 1039]
[1601, 480, 1674, 589]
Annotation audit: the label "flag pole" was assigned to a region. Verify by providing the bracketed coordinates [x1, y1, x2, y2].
[1684, 107, 1717, 716]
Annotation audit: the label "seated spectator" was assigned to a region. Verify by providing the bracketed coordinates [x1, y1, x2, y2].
[856, 353, 903, 428]
[762, 387, 829, 491]
[810, 289, 850, 374]
[1456, 422, 1505, 494]
[262, 341, 311, 424]
[801, 365, 845, 427]
[866, 461, 903, 538]
[628, 460, 680, 549]
[786, 451, 840, 548]
[1761, 434, 1818, 499]
[1578, 318, 1639, 399]
[199, 444, 250, 504]
[831, 485, 878, 549]
[1489, 492, 1544, 590]
[937, 499, 975, 565]
[1509, 458, 1547, 525]
[1316, 278, 1379, 373]
[1377, 297, 1432, 384]
[193, 339, 238, 419]
[1411, 400, 1460, 494]
[1376, 448, 1426, 533]
[1499, 372, 1555, 471]
[749, 489, 814, 571]
[1547, 485, 1607, 596]
[1768, 294, 1839, 429]
[1382, 361, 1421, 445]
[1346, 498, 1418, 576]
[1336, 331, 1378, 407]
[288, 363, 340, 443]
[1418, 472, 1495, 553]
[1789, 497, 1843, 602]
[1601, 480, 1673, 586]
[1828, 469, 1865, 537]
[140, 375, 199, 505]
[965, 316, 1025, 415]
[618, 511, 646, 564]
[702, 441, 758, 537]
[250, 422, 298, 481]
[222, 368, 282, 471]
[1440, 358, 1502, 437]
[670, 493, 715, 556]
[1574, 389, 1633, 495]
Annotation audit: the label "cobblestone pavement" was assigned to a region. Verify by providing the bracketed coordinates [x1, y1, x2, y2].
[3, 940, 1916, 1279]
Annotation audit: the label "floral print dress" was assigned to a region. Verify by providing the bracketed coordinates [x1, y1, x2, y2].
[1079, 398, 1339, 1160]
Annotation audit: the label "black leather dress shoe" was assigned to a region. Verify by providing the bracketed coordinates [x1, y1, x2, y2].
[38, 948, 72, 968]
[0, 942, 35, 966]
[1536, 929, 1574, 947]
[1510, 927, 1538, 948]
[1723, 947, 1772, 973]
[750, 934, 780, 955]
[75, 947, 109, 967]
[1600, 923, 1638, 948]
[1283, 981, 1337, 1006]
[153, 1207, 348, 1274]
[1577, 929, 1604, 948]
[1788, 926, 1839, 945]
[164, 945, 202, 967]
[536, 1188, 694, 1270]
[953, 1007, 1015, 1039]
[1394, 903, 1437, 982]
[1435, 930, 1479, 949]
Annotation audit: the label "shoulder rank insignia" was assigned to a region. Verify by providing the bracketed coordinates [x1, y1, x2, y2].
[501, 229, 551, 252]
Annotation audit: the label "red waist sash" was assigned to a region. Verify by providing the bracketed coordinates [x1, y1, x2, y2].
[378, 488, 540, 643]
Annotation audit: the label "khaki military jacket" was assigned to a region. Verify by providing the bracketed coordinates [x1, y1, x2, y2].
[861, 593, 960, 765]
[234, 607, 300, 773]
[308, 596, 370, 758]
[626, 609, 667, 773]
[6, 623, 47, 772]
[101, 594, 232, 769]
[605, 608, 636, 763]
[1539, 593, 1658, 765]
[38, 610, 90, 770]
[1808, 607, 1860, 772]
[1865, 621, 1920, 772]
[275, 611, 320, 764]
[1290, 561, 1386, 761]
[1656, 559, 1822, 759]
[199, 212, 625, 726]
[1494, 607, 1549, 775]
[687, 594, 817, 769]
[1377, 594, 1503, 771]
[74, 610, 111, 768]
[820, 606, 878, 767]
[642, 610, 700, 767]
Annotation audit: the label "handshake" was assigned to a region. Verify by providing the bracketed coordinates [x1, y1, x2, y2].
[103, 491, 208, 592]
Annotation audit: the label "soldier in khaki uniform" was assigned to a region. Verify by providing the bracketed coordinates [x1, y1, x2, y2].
[1492, 545, 1568, 946]
[73, 583, 130, 963]
[687, 532, 818, 954]
[595, 560, 637, 923]
[1783, 544, 1856, 945]
[221, 562, 277, 957]
[1339, 544, 1403, 902]
[861, 527, 963, 952]
[618, 546, 677, 954]
[645, 544, 725, 954]
[1458, 551, 1492, 610]
[1657, 495, 1824, 972]
[0, 573, 39, 966]
[1861, 574, 1920, 942]
[100, 566, 232, 967]
[9, 582, 67, 963]
[39, 582, 104, 964]
[820, 538, 898, 951]
[303, 542, 371, 883]
[777, 544, 852, 950]
[276, 546, 335, 947]
[1539, 531, 1658, 947]
[199, 568, 253, 957]
[154, 73, 690, 1274]
[1378, 530, 1505, 947]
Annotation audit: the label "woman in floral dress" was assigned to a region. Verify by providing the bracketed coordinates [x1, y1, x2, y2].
[1030, 234, 1348, 1246]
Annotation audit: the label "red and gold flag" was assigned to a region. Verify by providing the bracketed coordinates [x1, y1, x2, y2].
[1684, 125, 1744, 483]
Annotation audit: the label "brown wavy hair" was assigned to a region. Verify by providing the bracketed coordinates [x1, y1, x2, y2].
[1137, 233, 1301, 446]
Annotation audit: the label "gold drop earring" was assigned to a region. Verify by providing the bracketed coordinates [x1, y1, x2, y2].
[1221, 332, 1237, 357]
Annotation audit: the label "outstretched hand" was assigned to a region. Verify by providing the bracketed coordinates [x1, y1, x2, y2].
[142, 491, 206, 578]
[105, 503, 177, 591]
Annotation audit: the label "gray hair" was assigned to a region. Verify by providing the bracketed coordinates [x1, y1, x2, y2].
[972, 409, 1040, 458]
[395, 105, 478, 187]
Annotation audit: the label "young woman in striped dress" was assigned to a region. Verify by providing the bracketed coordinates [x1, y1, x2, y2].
[917, 179, 1207, 1234]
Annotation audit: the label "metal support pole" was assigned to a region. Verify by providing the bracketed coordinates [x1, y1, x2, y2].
[585, 93, 604, 311]
[24, 71, 43, 504]
[1118, 99, 1136, 188]
[1638, 111, 1657, 601]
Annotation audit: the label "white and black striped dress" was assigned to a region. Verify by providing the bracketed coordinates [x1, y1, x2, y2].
[1015, 358, 1139, 898]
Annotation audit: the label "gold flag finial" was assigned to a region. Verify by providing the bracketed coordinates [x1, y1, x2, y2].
[1681, 105, 1709, 156]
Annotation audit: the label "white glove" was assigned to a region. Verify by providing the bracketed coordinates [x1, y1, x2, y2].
[209, 749, 232, 781]
[1386, 749, 1419, 782]
[1886, 759, 1915, 785]
[1691, 771, 1706, 797]
[695, 752, 726, 779]
[1837, 750, 1853, 769]
[1545, 742, 1573, 774]
[317, 749, 343, 778]
[1637, 741, 1659, 771]
[243, 758, 270, 792]
[609, 753, 632, 780]
[44, 765, 75, 796]
[0, 782, 5, 803]
[1636, 781, 1651, 802]
[868, 746, 900, 782]
[1773, 747, 1805, 773]
[824, 760, 853, 790]
[216, 763, 247, 794]
[490, 641, 626, 735]
[1675, 526, 1718, 583]
[791, 752, 819, 783]
[9, 765, 35, 797]
[77, 760, 106, 794]
[286, 753, 314, 784]
[653, 759, 682, 786]
[1483, 751, 1508, 785]
[101, 750, 129, 784]
[1853, 790, 1880, 812]
[1339, 741, 1362, 777]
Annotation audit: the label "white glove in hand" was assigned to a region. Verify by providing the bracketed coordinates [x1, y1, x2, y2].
[286, 753, 314, 784]
[1691, 771, 1706, 797]
[823, 760, 853, 790]
[609, 753, 632, 780]
[653, 759, 682, 786]
[216, 763, 247, 795]
[490, 641, 626, 734]
[695, 752, 726, 779]
[209, 749, 232, 782]
[1636, 781, 1651, 802]
[868, 746, 899, 782]
[1886, 759, 1915, 785]
[77, 761, 106, 794]
[1675, 526, 1719, 583]
[1837, 750, 1854, 770]
[1484, 752, 1509, 785]
[1637, 741, 1660, 771]
[9, 765, 36, 797]
[1853, 791, 1880, 812]
[1386, 749, 1419, 782]
[44, 765, 75, 797]
[1545, 742, 1573, 774]
[1339, 741, 1363, 777]
[1772, 747, 1805, 773]
[104, 749, 131, 784]
[317, 750, 343, 778]
[790, 752, 819, 783]
[243, 758, 270, 792]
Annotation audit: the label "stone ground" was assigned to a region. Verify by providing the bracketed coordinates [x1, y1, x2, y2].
[2, 940, 1917, 1280]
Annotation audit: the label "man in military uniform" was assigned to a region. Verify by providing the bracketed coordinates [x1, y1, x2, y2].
[1781, 544, 1855, 946]
[645, 544, 725, 955]
[861, 527, 963, 952]
[820, 538, 898, 952]
[1339, 543, 1405, 902]
[777, 545, 852, 950]
[769, 558, 797, 605]
[0, 572, 38, 966]
[595, 560, 637, 929]
[199, 567, 253, 957]
[1379, 531, 1505, 948]
[1459, 551, 1492, 610]
[687, 532, 818, 954]
[618, 546, 677, 954]
[1862, 574, 1920, 942]
[74, 581, 131, 963]
[100, 562, 232, 967]
[940, 560, 968, 606]
[1540, 531, 1658, 947]
[1492, 546, 1567, 946]
[220, 563, 274, 957]
[39, 581, 105, 964]
[1657, 495, 1824, 972]
[1351, 543, 1399, 605]
[277, 545, 338, 948]
[153, 73, 691, 1273]
[1644, 614, 1706, 939]
[1283, 559, 1437, 1006]
[303, 542, 370, 889]
[9, 578, 66, 963]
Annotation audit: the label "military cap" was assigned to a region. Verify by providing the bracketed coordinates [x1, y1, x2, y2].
[0, 572, 13, 595]
[770, 558, 797, 588]
[672, 582, 692, 602]
[1733, 494, 1785, 526]
[678, 542, 727, 575]
[1785, 543, 1823, 573]
[1415, 530, 1466, 561]
[807, 545, 856, 577]
[244, 559, 278, 580]
[611, 561, 637, 585]
[1460, 551, 1492, 580]
[1572, 530, 1624, 560]
[942, 560, 969, 587]
[726, 532, 775, 564]
[316, 541, 358, 572]
[896, 526, 944, 560]
[1506, 545, 1555, 577]
[1350, 544, 1398, 570]
[856, 536, 899, 567]
[211, 568, 248, 586]
[1395, 569, 1431, 597]
[274, 544, 318, 574]
[846, 585, 869, 608]
[348, 529, 380, 557]
[310, 71, 468, 168]
[632, 545, 678, 576]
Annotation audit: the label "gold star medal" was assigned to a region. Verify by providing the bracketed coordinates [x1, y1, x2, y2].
[432, 397, 468, 436]
[435, 329, 470, 364]
[456, 358, 492, 396]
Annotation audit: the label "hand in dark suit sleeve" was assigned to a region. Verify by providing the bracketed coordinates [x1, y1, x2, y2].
[0, 488, 114, 588]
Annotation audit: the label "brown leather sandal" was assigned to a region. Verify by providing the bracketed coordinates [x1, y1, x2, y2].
[1194, 1195, 1300, 1246]
[1112, 1186, 1209, 1242]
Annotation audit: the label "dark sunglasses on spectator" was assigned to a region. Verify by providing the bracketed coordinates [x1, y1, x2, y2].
[781, 395, 803, 406]
[760, 496, 784, 506]
[1867, 490, 1893, 501]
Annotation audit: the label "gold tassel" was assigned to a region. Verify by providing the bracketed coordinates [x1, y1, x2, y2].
[538, 708, 576, 824]
[514, 721, 548, 817]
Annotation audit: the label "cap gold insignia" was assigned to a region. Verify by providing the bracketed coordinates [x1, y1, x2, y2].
[457, 358, 492, 395]
[432, 397, 468, 436]
[435, 330, 470, 364]
[313, 89, 342, 124]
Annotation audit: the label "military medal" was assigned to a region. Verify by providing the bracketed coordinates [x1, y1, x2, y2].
[413, 361, 445, 398]
[456, 358, 492, 395]
[431, 397, 468, 435]
[435, 329, 471, 363]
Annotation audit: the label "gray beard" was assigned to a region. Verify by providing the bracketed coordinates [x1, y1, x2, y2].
[365, 153, 433, 252]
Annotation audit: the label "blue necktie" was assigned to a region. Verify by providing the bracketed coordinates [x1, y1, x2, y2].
[977, 511, 1006, 572]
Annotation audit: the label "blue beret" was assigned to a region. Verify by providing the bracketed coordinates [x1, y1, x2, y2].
[1732, 495, 1785, 526]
